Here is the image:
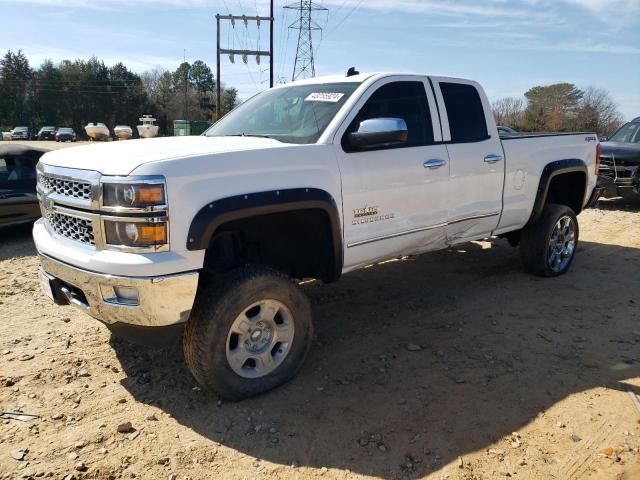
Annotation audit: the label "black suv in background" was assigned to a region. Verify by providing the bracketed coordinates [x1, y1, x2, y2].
[55, 127, 77, 142]
[0, 144, 48, 227]
[599, 116, 640, 200]
[37, 126, 57, 140]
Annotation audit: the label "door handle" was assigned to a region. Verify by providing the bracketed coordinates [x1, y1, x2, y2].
[423, 159, 447, 169]
[484, 154, 503, 164]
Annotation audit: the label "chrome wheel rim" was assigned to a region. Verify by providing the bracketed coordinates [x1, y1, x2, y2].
[226, 299, 295, 379]
[547, 215, 576, 273]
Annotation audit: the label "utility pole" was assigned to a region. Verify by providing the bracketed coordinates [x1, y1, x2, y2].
[183, 48, 187, 119]
[215, 1, 274, 121]
[284, 0, 327, 81]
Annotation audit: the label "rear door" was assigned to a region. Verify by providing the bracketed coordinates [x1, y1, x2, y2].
[430, 78, 505, 242]
[335, 76, 450, 270]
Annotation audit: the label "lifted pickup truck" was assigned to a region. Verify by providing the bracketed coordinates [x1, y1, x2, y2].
[34, 72, 601, 399]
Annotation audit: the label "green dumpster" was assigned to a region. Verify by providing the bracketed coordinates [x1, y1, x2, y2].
[190, 121, 211, 136]
[173, 120, 190, 136]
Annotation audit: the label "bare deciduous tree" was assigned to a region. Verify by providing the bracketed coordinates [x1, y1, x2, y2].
[572, 86, 623, 136]
[492, 83, 624, 135]
[492, 97, 525, 129]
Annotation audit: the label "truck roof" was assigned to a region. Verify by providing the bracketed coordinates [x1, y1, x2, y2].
[280, 72, 473, 88]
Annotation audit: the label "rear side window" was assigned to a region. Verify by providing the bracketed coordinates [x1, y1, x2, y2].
[440, 82, 488, 143]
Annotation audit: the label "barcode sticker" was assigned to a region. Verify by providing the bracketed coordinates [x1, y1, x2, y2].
[305, 92, 345, 103]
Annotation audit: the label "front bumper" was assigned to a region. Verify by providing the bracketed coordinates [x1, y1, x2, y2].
[39, 253, 199, 327]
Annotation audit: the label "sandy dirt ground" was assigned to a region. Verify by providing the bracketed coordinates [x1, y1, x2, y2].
[0, 165, 639, 479]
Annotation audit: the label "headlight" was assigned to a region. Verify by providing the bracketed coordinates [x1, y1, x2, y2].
[104, 220, 168, 248]
[102, 181, 166, 209]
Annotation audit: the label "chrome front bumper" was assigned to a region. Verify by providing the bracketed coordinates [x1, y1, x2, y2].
[39, 253, 199, 327]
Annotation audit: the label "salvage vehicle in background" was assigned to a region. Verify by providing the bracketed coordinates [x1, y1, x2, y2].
[598, 116, 640, 200]
[37, 126, 57, 141]
[497, 126, 519, 136]
[0, 144, 48, 227]
[11, 127, 34, 140]
[33, 72, 601, 400]
[56, 128, 77, 142]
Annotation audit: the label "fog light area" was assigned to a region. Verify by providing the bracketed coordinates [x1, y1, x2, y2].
[100, 284, 139, 306]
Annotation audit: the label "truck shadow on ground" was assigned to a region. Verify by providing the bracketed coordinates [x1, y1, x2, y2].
[598, 196, 640, 212]
[115, 237, 640, 479]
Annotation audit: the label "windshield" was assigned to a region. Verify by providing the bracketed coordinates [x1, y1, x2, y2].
[14, 127, 28, 131]
[59, 128, 73, 133]
[610, 122, 640, 144]
[205, 82, 360, 144]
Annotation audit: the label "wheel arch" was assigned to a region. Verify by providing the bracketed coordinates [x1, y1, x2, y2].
[186, 188, 343, 282]
[530, 159, 588, 222]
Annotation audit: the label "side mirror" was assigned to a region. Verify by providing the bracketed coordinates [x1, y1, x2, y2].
[600, 136, 609, 142]
[348, 118, 408, 149]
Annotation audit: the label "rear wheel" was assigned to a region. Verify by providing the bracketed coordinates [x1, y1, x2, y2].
[520, 203, 579, 277]
[183, 266, 313, 400]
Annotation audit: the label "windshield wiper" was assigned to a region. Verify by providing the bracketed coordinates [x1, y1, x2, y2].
[223, 133, 272, 139]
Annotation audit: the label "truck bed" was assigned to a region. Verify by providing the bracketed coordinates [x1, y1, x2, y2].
[495, 132, 599, 235]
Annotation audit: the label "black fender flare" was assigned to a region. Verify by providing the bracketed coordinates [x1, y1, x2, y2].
[186, 188, 343, 276]
[530, 158, 588, 221]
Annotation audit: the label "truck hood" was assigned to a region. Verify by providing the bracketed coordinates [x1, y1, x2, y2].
[600, 141, 640, 165]
[39, 136, 290, 175]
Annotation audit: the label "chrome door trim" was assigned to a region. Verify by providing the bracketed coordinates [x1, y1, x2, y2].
[347, 212, 500, 248]
[447, 212, 500, 225]
[347, 222, 448, 248]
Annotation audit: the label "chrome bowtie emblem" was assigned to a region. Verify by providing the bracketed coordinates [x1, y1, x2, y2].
[42, 193, 54, 215]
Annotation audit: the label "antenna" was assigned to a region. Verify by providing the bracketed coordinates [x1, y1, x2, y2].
[284, 0, 328, 81]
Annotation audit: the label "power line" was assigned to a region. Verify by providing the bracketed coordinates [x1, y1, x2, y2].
[216, 6, 275, 120]
[327, 0, 364, 35]
[284, 0, 328, 81]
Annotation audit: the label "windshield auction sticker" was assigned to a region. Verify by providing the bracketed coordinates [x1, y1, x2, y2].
[305, 92, 345, 103]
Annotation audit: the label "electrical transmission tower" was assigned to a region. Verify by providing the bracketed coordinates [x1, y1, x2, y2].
[284, 0, 328, 81]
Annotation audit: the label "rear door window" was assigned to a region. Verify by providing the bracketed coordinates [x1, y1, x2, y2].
[440, 82, 489, 143]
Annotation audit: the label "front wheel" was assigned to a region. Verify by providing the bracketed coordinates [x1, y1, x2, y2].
[183, 266, 313, 400]
[520, 203, 579, 277]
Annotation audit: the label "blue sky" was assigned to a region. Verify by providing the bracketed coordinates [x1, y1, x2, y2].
[1, 0, 639, 120]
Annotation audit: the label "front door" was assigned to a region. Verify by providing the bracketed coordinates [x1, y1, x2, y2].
[335, 77, 450, 271]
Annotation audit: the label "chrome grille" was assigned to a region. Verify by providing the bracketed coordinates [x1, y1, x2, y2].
[45, 211, 95, 246]
[40, 175, 92, 200]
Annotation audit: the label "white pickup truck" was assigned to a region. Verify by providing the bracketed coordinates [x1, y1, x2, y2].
[34, 72, 601, 399]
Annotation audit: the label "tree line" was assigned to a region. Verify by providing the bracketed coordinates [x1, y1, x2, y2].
[492, 83, 624, 136]
[0, 49, 238, 137]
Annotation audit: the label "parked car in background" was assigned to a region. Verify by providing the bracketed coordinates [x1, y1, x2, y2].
[598, 116, 640, 199]
[37, 126, 57, 141]
[11, 127, 34, 140]
[1, 129, 12, 141]
[497, 126, 519, 136]
[55, 128, 77, 142]
[0, 144, 48, 227]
